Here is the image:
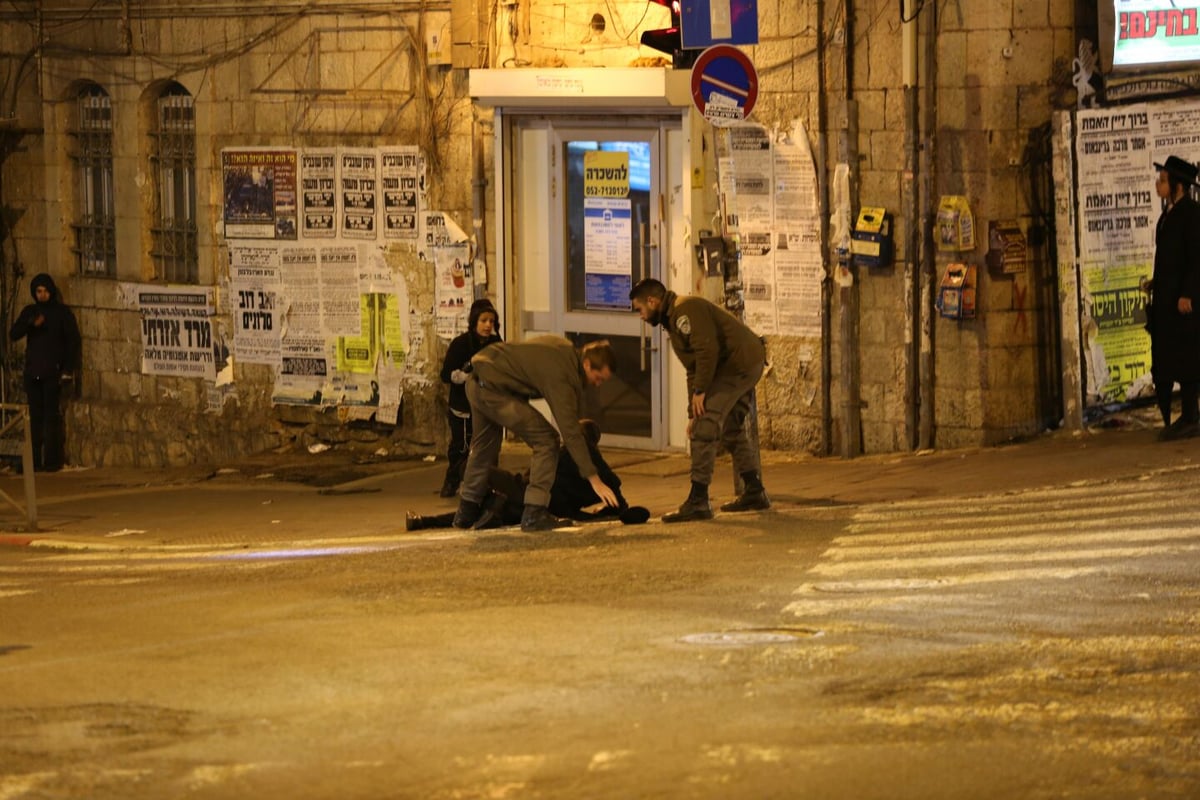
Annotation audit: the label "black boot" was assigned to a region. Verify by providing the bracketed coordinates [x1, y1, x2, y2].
[405, 511, 425, 532]
[438, 476, 460, 498]
[452, 499, 483, 529]
[663, 482, 713, 523]
[720, 471, 771, 512]
[472, 492, 509, 530]
[520, 504, 572, 532]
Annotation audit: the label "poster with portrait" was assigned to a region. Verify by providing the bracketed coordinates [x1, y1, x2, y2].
[221, 149, 298, 240]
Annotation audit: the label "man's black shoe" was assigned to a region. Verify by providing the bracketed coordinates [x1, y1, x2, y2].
[405, 511, 424, 532]
[452, 500, 483, 529]
[438, 479, 459, 498]
[662, 496, 713, 523]
[520, 504, 571, 532]
[719, 488, 771, 512]
[1158, 420, 1200, 441]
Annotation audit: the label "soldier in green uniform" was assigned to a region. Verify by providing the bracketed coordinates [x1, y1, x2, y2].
[453, 336, 620, 532]
[629, 278, 769, 522]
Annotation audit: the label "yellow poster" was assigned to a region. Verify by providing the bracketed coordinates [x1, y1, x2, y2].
[380, 292, 405, 368]
[337, 294, 377, 373]
[1083, 262, 1151, 402]
[583, 151, 630, 199]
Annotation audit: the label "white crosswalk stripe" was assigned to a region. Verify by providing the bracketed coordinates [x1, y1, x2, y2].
[785, 473, 1200, 618]
[0, 533, 464, 600]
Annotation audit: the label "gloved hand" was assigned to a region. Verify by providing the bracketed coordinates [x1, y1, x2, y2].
[450, 369, 469, 384]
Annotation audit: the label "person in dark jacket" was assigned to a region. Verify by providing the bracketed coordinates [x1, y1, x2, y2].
[630, 278, 769, 522]
[453, 336, 619, 532]
[10, 273, 81, 472]
[438, 299, 502, 496]
[1144, 155, 1200, 441]
[405, 419, 649, 530]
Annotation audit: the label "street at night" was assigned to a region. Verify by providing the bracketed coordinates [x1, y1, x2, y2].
[2, 436, 1197, 798]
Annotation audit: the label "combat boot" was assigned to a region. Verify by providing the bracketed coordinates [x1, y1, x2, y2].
[662, 495, 714, 523]
[720, 487, 771, 512]
[520, 504, 572, 532]
[452, 499, 483, 529]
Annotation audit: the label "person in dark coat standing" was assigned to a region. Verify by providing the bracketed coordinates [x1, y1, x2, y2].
[629, 278, 769, 522]
[438, 299, 501, 496]
[10, 273, 81, 471]
[1144, 155, 1200, 440]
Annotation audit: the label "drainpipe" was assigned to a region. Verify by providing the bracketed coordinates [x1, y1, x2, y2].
[471, 113, 488, 300]
[816, 0, 831, 455]
[902, 0, 919, 449]
[917, 0, 938, 449]
[836, 0, 860, 458]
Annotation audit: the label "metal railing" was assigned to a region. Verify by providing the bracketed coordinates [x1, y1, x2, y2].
[0, 403, 38, 531]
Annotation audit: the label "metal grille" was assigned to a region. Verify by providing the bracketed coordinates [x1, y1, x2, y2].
[71, 86, 116, 277]
[151, 87, 198, 283]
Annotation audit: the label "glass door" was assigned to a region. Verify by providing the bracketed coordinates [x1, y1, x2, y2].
[555, 125, 665, 450]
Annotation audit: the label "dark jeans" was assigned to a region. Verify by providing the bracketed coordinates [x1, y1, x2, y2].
[25, 375, 63, 470]
[443, 410, 472, 487]
[1156, 379, 1200, 426]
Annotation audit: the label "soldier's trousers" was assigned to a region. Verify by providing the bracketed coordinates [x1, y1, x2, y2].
[461, 377, 560, 508]
[690, 361, 764, 487]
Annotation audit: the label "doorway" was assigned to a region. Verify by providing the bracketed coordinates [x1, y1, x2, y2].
[508, 116, 682, 450]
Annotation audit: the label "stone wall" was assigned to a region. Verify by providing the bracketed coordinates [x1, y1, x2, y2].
[0, 0, 1084, 466]
[1, 2, 469, 468]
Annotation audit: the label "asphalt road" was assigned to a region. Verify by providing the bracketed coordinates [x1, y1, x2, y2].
[1, 464, 1198, 799]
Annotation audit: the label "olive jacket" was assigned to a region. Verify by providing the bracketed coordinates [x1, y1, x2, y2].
[658, 291, 766, 400]
[470, 335, 598, 479]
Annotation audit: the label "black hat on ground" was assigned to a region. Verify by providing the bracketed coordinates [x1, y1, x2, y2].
[1154, 155, 1199, 186]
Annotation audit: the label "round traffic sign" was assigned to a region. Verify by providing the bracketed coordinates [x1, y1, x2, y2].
[690, 44, 758, 126]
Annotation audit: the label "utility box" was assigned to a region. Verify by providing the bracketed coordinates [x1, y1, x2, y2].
[850, 207, 894, 267]
[936, 263, 977, 320]
[985, 219, 1027, 274]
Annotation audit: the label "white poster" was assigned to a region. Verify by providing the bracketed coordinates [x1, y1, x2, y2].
[300, 149, 338, 239]
[434, 242, 474, 339]
[340, 149, 379, 241]
[380, 147, 422, 244]
[229, 244, 283, 364]
[715, 120, 823, 337]
[319, 245, 363, 335]
[133, 285, 221, 380]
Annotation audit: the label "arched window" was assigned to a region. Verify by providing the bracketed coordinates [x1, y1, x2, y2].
[70, 83, 115, 277]
[150, 82, 197, 283]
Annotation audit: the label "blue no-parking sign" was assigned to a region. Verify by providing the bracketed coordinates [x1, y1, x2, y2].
[690, 45, 759, 126]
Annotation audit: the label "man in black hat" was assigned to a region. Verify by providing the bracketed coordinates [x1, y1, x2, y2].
[1144, 155, 1200, 440]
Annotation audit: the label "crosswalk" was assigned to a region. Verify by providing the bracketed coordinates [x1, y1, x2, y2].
[0, 533, 464, 600]
[784, 470, 1200, 619]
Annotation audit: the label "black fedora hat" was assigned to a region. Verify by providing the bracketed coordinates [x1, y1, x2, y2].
[1154, 155, 1199, 186]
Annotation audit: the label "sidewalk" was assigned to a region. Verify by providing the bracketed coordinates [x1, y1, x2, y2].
[0, 421, 1195, 550]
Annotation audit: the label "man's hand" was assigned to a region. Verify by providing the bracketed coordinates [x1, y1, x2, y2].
[1180, 296, 1193, 315]
[589, 474, 619, 507]
[33, 313, 45, 327]
[690, 391, 706, 419]
[450, 369, 469, 384]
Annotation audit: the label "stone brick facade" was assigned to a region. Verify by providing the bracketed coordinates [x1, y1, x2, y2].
[0, 0, 1084, 467]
